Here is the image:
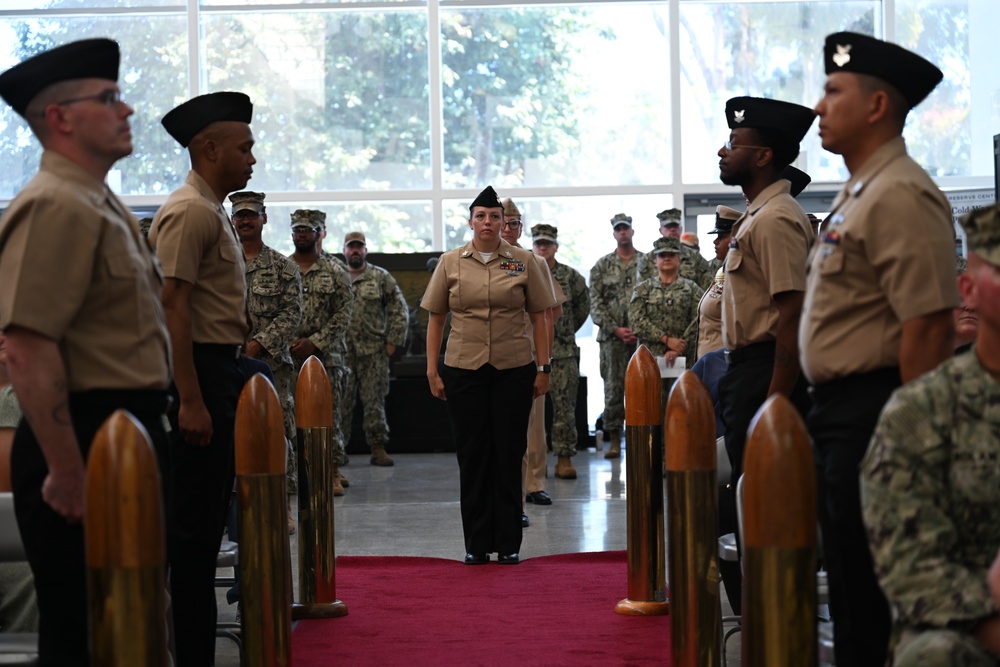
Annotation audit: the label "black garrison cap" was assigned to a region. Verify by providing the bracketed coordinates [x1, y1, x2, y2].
[162, 91, 253, 148]
[782, 165, 812, 198]
[0, 38, 120, 118]
[824, 32, 943, 109]
[469, 185, 503, 212]
[725, 96, 816, 144]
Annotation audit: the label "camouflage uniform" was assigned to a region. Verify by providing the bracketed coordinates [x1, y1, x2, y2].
[637, 243, 714, 290]
[246, 244, 303, 491]
[341, 263, 409, 453]
[707, 256, 724, 277]
[293, 253, 353, 464]
[549, 261, 590, 458]
[862, 351, 1000, 667]
[588, 249, 640, 435]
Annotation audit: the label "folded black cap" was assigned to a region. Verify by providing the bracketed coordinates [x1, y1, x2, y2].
[824, 32, 943, 109]
[782, 165, 812, 198]
[162, 91, 253, 148]
[0, 38, 120, 118]
[725, 96, 816, 144]
[469, 185, 503, 212]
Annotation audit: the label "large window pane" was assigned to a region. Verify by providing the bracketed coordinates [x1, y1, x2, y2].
[202, 10, 431, 192]
[1, 1, 177, 8]
[678, 1, 880, 184]
[441, 5, 671, 189]
[0, 15, 190, 198]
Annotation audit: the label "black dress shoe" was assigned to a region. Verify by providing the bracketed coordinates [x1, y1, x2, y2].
[521, 512, 530, 528]
[464, 553, 489, 565]
[498, 553, 520, 565]
[525, 490, 553, 505]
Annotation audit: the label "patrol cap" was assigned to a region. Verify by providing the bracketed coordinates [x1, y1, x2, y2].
[502, 198, 521, 217]
[680, 232, 699, 248]
[652, 236, 682, 255]
[531, 224, 558, 243]
[469, 185, 503, 213]
[229, 191, 265, 214]
[959, 205, 1000, 268]
[656, 208, 682, 227]
[0, 38, 120, 118]
[291, 209, 325, 231]
[955, 254, 967, 275]
[783, 165, 812, 198]
[709, 206, 741, 235]
[610, 213, 632, 229]
[344, 231, 366, 246]
[725, 96, 816, 144]
[162, 91, 252, 148]
[137, 216, 153, 239]
[824, 32, 943, 109]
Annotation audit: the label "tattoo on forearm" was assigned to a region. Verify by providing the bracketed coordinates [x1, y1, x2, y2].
[52, 400, 71, 426]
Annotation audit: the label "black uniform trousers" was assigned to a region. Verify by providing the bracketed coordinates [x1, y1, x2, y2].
[166, 344, 243, 667]
[11, 389, 171, 667]
[442, 362, 535, 556]
[808, 367, 899, 667]
[716, 342, 811, 615]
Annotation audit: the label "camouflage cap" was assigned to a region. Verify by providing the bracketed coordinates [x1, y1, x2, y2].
[656, 208, 682, 226]
[229, 190, 265, 214]
[955, 254, 968, 275]
[531, 223, 558, 243]
[502, 198, 521, 217]
[960, 205, 1000, 267]
[344, 231, 366, 245]
[137, 217, 153, 239]
[653, 236, 682, 255]
[291, 208, 325, 230]
[610, 213, 632, 229]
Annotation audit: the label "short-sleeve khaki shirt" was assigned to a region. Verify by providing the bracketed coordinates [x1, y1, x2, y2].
[800, 137, 959, 384]
[421, 239, 557, 370]
[697, 266, 725, 358]
[0, 151, 171, 391]
[722, 179, 812, 350]
[150, 170, 249, 345]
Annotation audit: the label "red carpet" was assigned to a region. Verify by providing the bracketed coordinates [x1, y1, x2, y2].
[292, 551, 672, 666]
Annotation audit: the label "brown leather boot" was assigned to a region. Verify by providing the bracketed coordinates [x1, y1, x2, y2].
[336, 466, 350, 488]
[333, 464, 345, 497]
[604, 430, 621, 459]
[370, 445, 394, 467]
[554, 455, 577, 479]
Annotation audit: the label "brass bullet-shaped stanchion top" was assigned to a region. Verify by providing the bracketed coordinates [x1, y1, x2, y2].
[666, 371, 721, 667]
[742, 394, 817, 667]
[295, 355, 332, 428]
[237, 373, 287, 476]
[616, 344, 670, 616]
[625, 344, 660, 426]
[85, 410, 168, 667]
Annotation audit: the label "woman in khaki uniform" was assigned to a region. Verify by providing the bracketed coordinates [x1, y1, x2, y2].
[422, 186, 556, 565]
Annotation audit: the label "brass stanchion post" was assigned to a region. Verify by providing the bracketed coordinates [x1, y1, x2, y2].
[292, 356, 348, 619]
[85, 410, 168, 667]
[666, 371, 721, 666]
[615, 344, 670, 615]
[742, 394, 817, 667]
[235, 373, 294, 667]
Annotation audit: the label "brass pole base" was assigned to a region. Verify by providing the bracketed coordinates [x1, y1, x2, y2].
[614, 598, 671, 616]
[292, 601, 349, 620]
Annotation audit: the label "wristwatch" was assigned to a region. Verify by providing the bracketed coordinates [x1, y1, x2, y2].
[537, 364, 551, 373]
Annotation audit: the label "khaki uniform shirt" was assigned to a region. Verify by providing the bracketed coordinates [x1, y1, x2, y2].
[588, 250, 640, 343]
[421, 239, 557, 370]
[295, 256, 353, 368]
[150, 170, 249, 345]
[722, 179, 812, 351]
[697, 266, 726, 358]
[800, 137, 959, 384]
[0, 151, 171, 391]
[246, 244, 302, 367]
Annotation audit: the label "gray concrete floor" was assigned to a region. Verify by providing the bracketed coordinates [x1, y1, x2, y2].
[213, 441, 742, 665]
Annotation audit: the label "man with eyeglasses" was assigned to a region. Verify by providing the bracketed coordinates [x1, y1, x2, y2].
[231, 191, 302, 530]
[714, 95, 816, 615]
[638, 209, 714, 290]
[288, 210, 354, 494]
[0, 39, 172, 666]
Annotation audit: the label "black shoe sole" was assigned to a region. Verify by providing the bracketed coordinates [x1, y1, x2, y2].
[525, 493, 553, 505]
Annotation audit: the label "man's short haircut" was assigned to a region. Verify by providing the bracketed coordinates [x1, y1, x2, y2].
[752, 127, 800, 172]
[855, 72, 910, 131]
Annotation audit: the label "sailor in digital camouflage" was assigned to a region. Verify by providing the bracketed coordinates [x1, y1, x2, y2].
[637, 208, 713, 289]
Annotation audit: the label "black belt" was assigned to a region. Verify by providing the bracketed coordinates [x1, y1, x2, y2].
[69, 389, 171, 423]
[192, 343, 241, 360]
[723, 341, 775, 366]
[808, 366, 901, 406]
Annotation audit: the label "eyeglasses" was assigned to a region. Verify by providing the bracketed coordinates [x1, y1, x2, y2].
[723, 141, 768, 152]
[655, 252, 679, 259]
[233, 211, 261, 221]
[503, 220, 522, 229]
[54, 89, 124, 109]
